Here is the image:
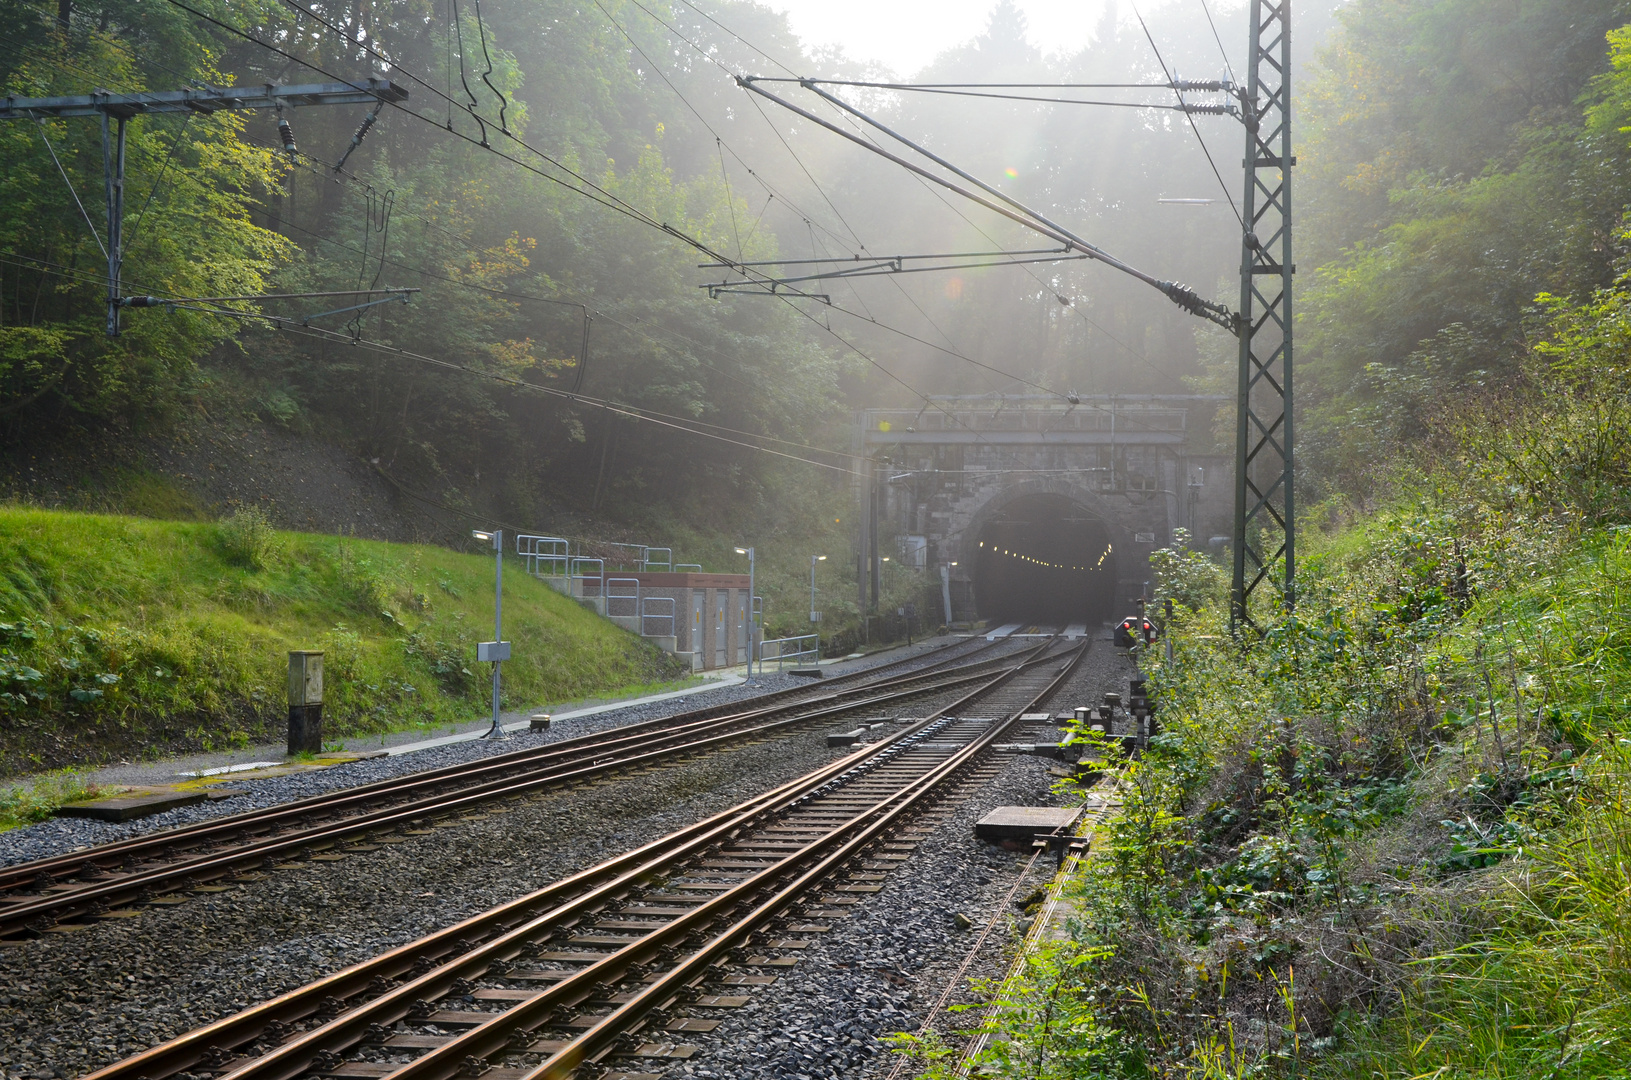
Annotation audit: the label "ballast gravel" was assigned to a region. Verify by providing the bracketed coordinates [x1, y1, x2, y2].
[0, 661, 995, 1080]
[676, 753, 1065, 1080]
[0, 635, 992, 869]
[0, 633, 1058, 1080]
[666, 638, 1137, 1080]
[0, 731, 843, 1080]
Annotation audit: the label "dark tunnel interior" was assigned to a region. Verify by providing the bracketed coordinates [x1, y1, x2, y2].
[972, 494, 1118, 624]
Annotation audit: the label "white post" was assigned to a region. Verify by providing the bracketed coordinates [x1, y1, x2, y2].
[492, 528, 502, 737]
[736, 545, 755, 676]
[809, 554, 826, 655]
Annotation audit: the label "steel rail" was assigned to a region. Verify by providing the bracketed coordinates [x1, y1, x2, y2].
[82, 640, 1082, 1080]
[520, 644, 1086, 1080]
[0, 636, 1001, 896]
[1, 643, 1023, 937]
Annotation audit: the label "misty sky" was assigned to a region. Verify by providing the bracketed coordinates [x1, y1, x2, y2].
[761, 0, 1244, 74]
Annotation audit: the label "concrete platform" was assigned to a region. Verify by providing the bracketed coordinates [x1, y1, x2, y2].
[973, 805, 1082, 843]
[55, 789, 210, 822]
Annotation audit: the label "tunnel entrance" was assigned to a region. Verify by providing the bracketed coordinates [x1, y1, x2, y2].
[972, 494, 1118, 624]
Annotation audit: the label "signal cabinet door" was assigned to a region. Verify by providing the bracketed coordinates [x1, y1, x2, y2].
[692, 593, 706, 666]
[715, 593, 727, 668]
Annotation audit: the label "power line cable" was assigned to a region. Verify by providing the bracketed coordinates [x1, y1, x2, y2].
[1196, 0, 1239, 85]
[660, 1, 1191, 382]
[14, 18, 1179, 440]
[0, 248, 858, 467]
[153, 0, 1190, 441]
[1131, 5, 1243, 226]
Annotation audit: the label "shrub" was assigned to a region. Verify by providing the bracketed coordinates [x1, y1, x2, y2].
[217, 505, 281, 570]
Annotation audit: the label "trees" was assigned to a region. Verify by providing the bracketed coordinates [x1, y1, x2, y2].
[1298, 0, 1631, 493]
[0, 0, 290, 431]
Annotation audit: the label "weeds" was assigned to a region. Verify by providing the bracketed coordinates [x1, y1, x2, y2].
[0, 768, 100, 831]
[217, 504, 281, 569]
[912, 494, 1631, 1076]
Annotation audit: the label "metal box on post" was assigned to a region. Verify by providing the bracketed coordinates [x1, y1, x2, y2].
[288, 651, 324, 754]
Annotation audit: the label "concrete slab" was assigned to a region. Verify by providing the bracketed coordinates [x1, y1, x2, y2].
[382, 674, 745, 755]
[1063, 623, 1088, 639]
[973, 805, 1082, 842]
[55, 789, 210, 822]
[985, 623, 1022, 640]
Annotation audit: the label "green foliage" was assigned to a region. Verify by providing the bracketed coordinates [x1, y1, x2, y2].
[1299, 0, 1631, 493]
[0, 506, 682, 774]
[0, 2, 292, 427]
[1149, 529, 1225, 613]
[216, 504, 280, 569]
[887, 942, 1143, 1080]
[959, 263, 1631, 1073]
[0, 767, 99, 832]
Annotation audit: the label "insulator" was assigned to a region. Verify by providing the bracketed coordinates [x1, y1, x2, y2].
[277, 117, 298, 156]
[334, 104, 382, 172]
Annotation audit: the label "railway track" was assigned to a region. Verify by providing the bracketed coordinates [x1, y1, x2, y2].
[80, 637, 1087, 1080]
[0, 635, 1013, 940]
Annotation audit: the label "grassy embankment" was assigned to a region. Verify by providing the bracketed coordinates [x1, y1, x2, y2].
[888, 341, 1631, 1077]
[0, 506, 688, 789]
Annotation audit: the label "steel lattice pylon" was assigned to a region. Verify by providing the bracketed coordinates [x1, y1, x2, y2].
[1232, 0, 1294, 632]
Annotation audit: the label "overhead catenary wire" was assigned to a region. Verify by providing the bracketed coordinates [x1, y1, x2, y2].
[736, 77, 1237, 331]
[659, 2, 1223, 379]
[0, 249, 853, 466]
[619, 0, 1111, 387]
[1132, 5, 1243, 226]
[747, 83, 1236, 115]
[124, 0, 1190, 449]
[1196, 0, 1240, 86]
[10, 19, 1185, 446]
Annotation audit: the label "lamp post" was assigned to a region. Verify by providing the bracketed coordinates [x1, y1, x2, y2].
[809, 554, 826, 621]
[472, 529, 509, 740]
[810, 554, 826, 658]
[734, 546, 755, 677]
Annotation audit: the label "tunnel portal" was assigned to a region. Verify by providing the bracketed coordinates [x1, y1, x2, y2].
[972, 494, 1118, 624]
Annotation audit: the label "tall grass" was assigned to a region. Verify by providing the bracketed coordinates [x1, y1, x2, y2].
[0, 507, 682, 775]
[1324, 745, 1631, 1078]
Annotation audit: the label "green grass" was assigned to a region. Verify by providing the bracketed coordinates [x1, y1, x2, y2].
[0, 506, 684, 776]
[0, 767, 105, 831]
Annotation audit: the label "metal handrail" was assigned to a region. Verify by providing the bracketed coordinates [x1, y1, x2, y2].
[569, 557, 605, 594]
[640, 595, 675, 637]
[760, 633, 818, 669]
[642, 547, 673, 571]
[515, 534, 571, 578]
[675, 563, 702, 573]
[605, 577, 641, 618]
